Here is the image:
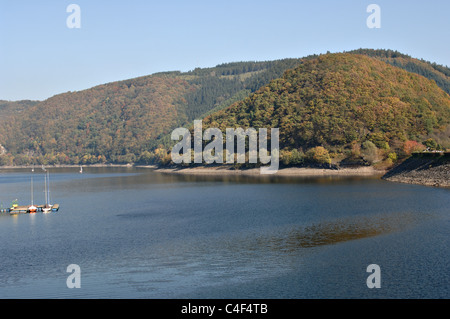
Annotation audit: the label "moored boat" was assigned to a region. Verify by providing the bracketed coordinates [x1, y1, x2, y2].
[28, 172, 36, 213]
[42, 170, 52, 213]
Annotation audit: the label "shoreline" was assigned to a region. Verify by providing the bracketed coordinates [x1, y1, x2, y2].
[382, 176, 450, 188]
[0, 163, 138, 170]
[0, 163, 386, 177]
[151, 165, 386, 177]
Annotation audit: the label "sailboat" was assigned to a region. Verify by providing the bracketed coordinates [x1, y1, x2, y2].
[28, 172, 37, 213]
[79, 166, 83, 174]
[42, 170, 52, 213]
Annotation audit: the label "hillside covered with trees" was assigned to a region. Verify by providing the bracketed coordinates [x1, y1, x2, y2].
[0, 50, 449, 168]
[348, 49, 450, 95]
[202, 53, 450, 169]
[0, 59, 304, 166]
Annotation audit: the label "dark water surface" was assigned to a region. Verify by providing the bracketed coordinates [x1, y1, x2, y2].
[0, 167, 448, 298]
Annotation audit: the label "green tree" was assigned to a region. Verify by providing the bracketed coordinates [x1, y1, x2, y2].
[361, 141, 379, 164]
[307, 146, 331, 165]
[423, 138, 438, 150]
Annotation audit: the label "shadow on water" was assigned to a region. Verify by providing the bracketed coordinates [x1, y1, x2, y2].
[229, 211, 430, 254]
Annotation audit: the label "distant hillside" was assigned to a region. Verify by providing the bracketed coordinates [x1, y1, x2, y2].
[0, 59, 304, 165]
[202, 53, 450, 169]
[0, 100, 39, 123]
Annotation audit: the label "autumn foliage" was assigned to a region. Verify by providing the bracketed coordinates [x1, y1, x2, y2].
[1, 51, 450, 167]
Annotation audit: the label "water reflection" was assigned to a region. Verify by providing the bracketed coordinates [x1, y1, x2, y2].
[151, 169, 385, 185]
[258, 211, 427, 252]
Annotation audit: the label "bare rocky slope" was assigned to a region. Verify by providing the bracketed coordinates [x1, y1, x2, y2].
[382, 153, 450, 187]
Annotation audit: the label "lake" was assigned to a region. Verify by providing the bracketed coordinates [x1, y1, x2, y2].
[0, 167, 448, 299]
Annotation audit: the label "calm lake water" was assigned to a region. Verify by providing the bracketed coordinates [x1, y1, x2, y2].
[0, 167, 448, 299]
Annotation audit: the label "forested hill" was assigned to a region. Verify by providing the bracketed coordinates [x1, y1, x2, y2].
[0, 59, 304, 165]
[1, 49, 449, 167]
[348, 49, 450, 95]
[203, 53, 450, 169]
[0, 100, 39, 123]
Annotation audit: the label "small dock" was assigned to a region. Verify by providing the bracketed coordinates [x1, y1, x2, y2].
[1, 168, 60, 215]
[1, 204, 60, 214]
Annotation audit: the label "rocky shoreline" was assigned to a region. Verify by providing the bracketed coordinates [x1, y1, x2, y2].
[382, 153, 450, 188]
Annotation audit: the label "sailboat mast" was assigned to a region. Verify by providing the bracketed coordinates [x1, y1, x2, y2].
[31, 174, 34, 206]
[47, 171, 50, 205]
[44, 172, 48, 206]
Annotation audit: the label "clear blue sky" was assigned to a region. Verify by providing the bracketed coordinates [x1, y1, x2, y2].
[1, 0, 449, 101]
